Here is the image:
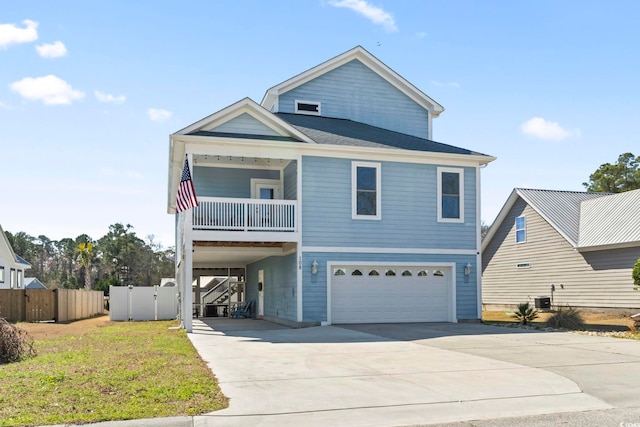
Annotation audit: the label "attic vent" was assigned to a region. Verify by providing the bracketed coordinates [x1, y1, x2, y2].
[295, 100, 321, 116]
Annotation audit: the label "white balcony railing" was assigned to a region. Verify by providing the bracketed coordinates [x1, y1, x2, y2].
[193, 197, 297, 232]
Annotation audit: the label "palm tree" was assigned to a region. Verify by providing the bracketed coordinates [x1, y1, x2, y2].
[76, 243, 94, 290]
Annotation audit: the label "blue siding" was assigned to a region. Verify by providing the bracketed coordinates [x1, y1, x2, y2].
[278, 60, 430, 139]
[283, 160, 297, 200]
[302, 252, 478, 322]
[301, 156, 477, 249]
[193, 167, 279, 198]
[213, 112, 280, 136]
[246, 253, 297, 322]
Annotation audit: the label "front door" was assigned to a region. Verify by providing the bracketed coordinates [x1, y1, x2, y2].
[251, 179, 281, 200]
[258, 269, 265, 317]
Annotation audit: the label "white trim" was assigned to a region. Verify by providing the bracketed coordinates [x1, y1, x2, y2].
[295, 100, 321, 116]
[437, 166, 465, 223]
[352, 161, 381, 220]
[475, 165, 482, 319]
[302, 246, 477, 255]
[296, 155, 303, 322]
[326, 261, 457, 325]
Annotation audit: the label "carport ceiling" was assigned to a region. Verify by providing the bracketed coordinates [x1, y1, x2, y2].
[192, 242, 287, 266]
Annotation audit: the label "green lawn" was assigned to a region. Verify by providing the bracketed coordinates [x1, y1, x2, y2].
[0, 320, 228, 426]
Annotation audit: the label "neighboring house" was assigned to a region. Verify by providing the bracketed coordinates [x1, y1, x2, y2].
[0, 224, 31, 289]
[24, 278, 47, 289]
[167, 46, 496, 331]
[482, 188, 640, 311]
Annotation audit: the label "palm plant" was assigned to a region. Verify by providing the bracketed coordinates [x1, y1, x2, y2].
[76, 242, 94, 290]
[511, 302, 539, 325]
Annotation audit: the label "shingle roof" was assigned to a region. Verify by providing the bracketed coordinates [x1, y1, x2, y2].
[516, 189, 610, 246]
[276, 113, 485, 155]
[578, 189, 640, 248]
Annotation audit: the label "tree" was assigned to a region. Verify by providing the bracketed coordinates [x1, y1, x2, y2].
[583, 152, 640, 193]
[76, 242, 94, 290]
[633, 258, 640, 291]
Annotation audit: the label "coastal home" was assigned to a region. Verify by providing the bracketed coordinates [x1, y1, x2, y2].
[24, 278, 47, 289]
[0, 224, 31, 289]
[482, 188, 640, 311]
[167, 46, 495, 331]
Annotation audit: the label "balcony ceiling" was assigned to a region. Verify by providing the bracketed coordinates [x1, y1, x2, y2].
[193, 155, 290, 168]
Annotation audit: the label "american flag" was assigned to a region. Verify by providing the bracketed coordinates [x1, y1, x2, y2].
[176, 157, 198, 213]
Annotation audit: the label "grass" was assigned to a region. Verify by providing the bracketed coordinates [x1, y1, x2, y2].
[0, 320, 228, 427]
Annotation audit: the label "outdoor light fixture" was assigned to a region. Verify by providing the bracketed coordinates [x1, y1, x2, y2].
[464, 263, 472, 276]
[311, 260, 319, 275]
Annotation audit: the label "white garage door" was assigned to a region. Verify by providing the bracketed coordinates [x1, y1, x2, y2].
[330, 264, 453, 324]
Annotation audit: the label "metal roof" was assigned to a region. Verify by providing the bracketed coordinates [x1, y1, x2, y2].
[276, 113, 487, 156]
[578, 188, 640, 249]
[516, 189, 609, 246]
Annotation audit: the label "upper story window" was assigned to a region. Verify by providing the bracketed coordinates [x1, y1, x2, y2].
[0, 266, 4, 283]
[295, 100, 321, 116]
[437, 167, 464, 223]
[10, 268, 16, 289]
[352, 161, 381, 220]
[17, 270, 23, 289]
[515, 216, 526, 243]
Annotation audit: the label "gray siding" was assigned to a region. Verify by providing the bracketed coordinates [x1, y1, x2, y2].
[302, 252, 478, 322]
[278, 60, 430, 139]
[283, 160, 297, 200]
[301, 156, 477, 249]
[193, 167, 280, 198]
[482, 198, 640, 309]
[246, 253, 297, 322]
[212, 112, 281, 136]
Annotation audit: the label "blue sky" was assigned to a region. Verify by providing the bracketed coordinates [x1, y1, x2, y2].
[1, 1, 638, 248]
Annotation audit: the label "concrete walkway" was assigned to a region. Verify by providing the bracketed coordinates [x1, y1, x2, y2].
[179, 319, 640, 426]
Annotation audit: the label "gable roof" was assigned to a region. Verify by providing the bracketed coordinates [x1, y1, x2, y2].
[0, 224, 31, 269]
[277, 113, 487, 156]
[482, 188, 640, 252]
[261, 46, 445, 118]
[24, 277, 46, 289]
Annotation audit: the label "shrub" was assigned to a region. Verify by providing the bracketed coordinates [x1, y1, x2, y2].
[0, 318, 37, 363]
[633, 258, 640, 291]
[511, 302, 539, 325]
[546, 306, 584, 330]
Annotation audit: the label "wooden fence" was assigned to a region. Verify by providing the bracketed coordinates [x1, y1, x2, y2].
[0, 289, 104, 323]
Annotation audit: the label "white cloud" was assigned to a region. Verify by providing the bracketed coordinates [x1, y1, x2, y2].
[10, 75, 85, 105]
[431, 81, 460, 88]
[329, 0, 398, 32]
[36, 40, 67, 58]
[147, 108, 172, 122]
[521, 117, 578, 140]
[0, 19, 38, 49]
[95, 90, 126, 104]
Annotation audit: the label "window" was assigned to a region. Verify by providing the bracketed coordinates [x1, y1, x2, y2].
[0, 266, 4, 283]
[437, 167, 464, 223]
[333, 268, 346, 276]
[385, 269, 396, 276]
[368, 269, 380, 276]
[10, 268, 16, 289]
[352, 162, 381, 219]
[402, 270, 412, 276]
[433, 270, 444, 277]
[295, 100, 321, 116]
[351, 269, 363, 276]
[417, 270, 428, 277]
[17, 270, 23, 288]
[515, 216, 526, 243]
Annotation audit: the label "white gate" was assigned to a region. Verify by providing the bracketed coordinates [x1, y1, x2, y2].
[109, 285, 178, 321]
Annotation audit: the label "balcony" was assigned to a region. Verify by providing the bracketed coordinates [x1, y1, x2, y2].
[192, 197, 297, 232]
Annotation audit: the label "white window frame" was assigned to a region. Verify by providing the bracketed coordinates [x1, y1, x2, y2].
[437, 167, 464, 223]
[352, 161, 381, 220]
[295, 100, 321, 116]
[0, 266, 4, 283]
[515, 215, 526, 243]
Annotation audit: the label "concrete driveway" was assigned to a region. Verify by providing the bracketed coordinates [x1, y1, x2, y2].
[187, 319, 640, 427]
